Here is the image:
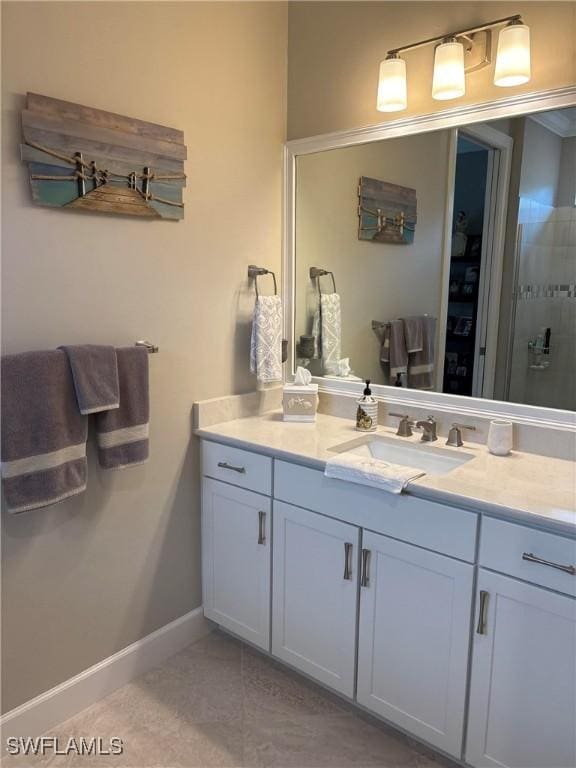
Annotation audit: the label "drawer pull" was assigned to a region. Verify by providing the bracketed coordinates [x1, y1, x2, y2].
[476, 590, 489, 635]
[217, 461, 246, 474]
[343, 542, 353, 581]
[361, 549, 371, 587]
[522, 552, 576, 576]
[258, 511, 266, 545]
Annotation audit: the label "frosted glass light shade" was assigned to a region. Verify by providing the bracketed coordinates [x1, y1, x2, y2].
[376, 57, 407, 112]
[494, 23, 531, 86]
[432, 40, 465, 100]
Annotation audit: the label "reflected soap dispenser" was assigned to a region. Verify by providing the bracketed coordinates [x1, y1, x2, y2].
[356, 380, 378, 432]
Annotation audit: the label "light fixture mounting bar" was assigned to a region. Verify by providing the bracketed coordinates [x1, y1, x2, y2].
[387, 14, 522, 56]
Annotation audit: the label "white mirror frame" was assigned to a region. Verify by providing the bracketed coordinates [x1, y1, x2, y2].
[283, 86, 576, 431]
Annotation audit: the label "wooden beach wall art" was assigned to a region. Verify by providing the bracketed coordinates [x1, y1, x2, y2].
[358, 176, 416, 244]
[20, 93, 186, 220]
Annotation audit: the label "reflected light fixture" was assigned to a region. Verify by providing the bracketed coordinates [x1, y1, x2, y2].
[376, 14, 531, 112]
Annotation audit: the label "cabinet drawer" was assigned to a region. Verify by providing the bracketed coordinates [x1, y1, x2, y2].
[202, 441, 272, 496]
[275, 460, 477, 562]
[480, 517, 576, 597]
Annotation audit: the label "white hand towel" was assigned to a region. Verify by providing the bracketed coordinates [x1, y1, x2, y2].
[325, 453, 425, 494]
[319, 292, 342, 375]
[250, 295, 283, 383]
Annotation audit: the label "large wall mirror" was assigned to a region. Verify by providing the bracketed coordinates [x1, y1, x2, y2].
[288, 93, 576, 417]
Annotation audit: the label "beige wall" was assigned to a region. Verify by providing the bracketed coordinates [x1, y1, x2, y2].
[295, 132, 450, 384]
[520, 118, 563, 206]
[1, 1, 287, 712]
[288, 2, 576, 139]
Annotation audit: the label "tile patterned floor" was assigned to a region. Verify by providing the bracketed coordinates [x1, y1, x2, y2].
[4, 631, 457, 768]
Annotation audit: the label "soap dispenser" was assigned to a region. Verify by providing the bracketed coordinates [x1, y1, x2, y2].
[356, 380, 378, 432]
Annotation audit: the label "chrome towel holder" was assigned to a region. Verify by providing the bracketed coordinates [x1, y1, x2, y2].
[248, 265, 278, 298]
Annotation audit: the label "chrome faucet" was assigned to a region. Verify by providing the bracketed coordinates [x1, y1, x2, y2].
[416, 416, 438, 442]
[389, 412, 414, 437]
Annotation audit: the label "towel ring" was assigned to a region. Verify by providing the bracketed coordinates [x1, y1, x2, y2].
[309, 266, 336, 295]
[248, 265, 278, 298]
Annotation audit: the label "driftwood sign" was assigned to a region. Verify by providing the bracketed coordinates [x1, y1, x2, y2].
[358, 176, 416, 244]
[20, 93, 186, 220]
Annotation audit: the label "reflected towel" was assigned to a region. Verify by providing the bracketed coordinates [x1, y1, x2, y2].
[407, 316, 436, 390]
[319, 292, 342, 375]
[95, 347, 149, 469]
[402, 316, 424, 354]
[1, 350, 88, 513]
[60, 344, 119, 415]
[325, 453, 425, 495]
[380, 320, 408, 378]
[250, 295, 283, 383]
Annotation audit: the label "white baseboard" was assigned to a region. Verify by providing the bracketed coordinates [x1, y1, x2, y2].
[0, 607, 213, 747]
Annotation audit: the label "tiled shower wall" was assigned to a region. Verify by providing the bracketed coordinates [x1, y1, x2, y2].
[508, 198, 576, 410]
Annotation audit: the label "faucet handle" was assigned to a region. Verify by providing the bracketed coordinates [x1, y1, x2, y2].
[389, 412, 414, 437]
[446, 423, 476, 447]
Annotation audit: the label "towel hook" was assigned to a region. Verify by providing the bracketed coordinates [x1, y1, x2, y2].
[309, 266, 336, 295]
[248, 265, 277, 298]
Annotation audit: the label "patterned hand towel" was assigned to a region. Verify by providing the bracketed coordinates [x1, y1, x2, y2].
[406, 315, 437, 390]
[60, 345, 119, 414]
[250, 295, 283, 383]
[319, 293, 342, 375]
[1, 350, 88, 513]
[95, 347, 149, 469]
[325, 454, 425, 495]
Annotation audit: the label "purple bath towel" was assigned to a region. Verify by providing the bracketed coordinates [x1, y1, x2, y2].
[95, 347, 149, 469]
[380, 319, 408, 378]
[1, 350, 88, 513]
[406, 315, 437, 390]
[60, 345, 119, 415]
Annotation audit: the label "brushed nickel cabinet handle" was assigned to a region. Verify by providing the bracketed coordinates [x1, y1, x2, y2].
[343, 542, 353, 580]
[522, 552, 576, 576]
[361, 549, 371, 587]
[476, 590, 489, 635]
[258, 511, 266, 545]
[217, 461, 246, 474]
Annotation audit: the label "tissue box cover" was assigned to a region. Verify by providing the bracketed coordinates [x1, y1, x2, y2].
[283, 383, 318, 422]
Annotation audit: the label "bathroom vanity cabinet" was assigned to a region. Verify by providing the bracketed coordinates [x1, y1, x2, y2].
[202, 477, 271, 650]
[200, 440, 576, 768]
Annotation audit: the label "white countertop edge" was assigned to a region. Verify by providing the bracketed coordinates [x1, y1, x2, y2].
[195, 426, 576, 538]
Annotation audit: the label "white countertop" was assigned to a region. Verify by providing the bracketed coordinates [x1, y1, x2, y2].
[196, 411, 576, 536]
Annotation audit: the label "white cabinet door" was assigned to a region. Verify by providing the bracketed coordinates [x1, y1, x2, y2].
[202, 478, 271, 650]
[357, 531, 473, 758]
[466, 570, 576, 768]
[272, 501, 360, 697]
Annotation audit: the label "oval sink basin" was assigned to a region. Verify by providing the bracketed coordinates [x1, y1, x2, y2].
[330, 435, 474, 476]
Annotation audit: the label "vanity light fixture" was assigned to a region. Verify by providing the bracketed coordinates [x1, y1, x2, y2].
[494, 20, 531, 86]
[377, 55, 408, 112]
[432, 37, 466, 101]
[376, 14, 531, 112]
